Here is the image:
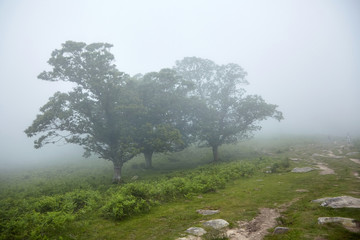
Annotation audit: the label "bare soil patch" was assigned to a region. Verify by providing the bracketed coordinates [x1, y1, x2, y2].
[316, 163, 335, 175]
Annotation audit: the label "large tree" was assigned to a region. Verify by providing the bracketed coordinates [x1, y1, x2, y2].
[133, 68, 194, 168]
[174, 57, 283, 161]
[25, 41, 141, 183]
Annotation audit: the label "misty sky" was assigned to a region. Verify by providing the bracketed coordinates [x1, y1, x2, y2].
[0, 0, 359, 167]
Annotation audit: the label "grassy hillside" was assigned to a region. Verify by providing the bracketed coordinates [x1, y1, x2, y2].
[1, 136, 359, 239]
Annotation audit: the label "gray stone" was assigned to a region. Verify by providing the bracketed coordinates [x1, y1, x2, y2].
[312, 196, 360, 208]
[295, 189, 309, 193]
[203, 219, 229, 230]
[312, 153, 326, 157]
[291, 167, 314, 173]
[318, 217, 360, 232]
[176, 236, 200, 240]
[346, 152, 359, 156]
[196, 209, 220, 215]
[185, 227, 207, 236]
[273, 227, 289, 234]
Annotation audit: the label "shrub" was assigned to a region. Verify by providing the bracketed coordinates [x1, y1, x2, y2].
[102, 194, 152, 220]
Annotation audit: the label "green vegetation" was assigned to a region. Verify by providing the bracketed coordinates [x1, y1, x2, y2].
[1, 137, 360, 239]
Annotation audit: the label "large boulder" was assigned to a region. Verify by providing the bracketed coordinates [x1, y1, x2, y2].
[312, 196, 360, 208]
[203, 219, 229, 230]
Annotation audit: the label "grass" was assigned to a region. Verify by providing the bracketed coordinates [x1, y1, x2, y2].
[67, 170, 359, 240]
[1, 135, 360, 239]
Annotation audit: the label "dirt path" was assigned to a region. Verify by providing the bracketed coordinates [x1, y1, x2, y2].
[316, 163, 335, 175]
[226, 198, 300, 240]
[226, 208, 280, 240]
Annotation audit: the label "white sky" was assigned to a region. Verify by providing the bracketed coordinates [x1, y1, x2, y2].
[0, 0, 359, 166]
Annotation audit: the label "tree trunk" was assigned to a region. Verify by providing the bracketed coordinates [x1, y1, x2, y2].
[144, 151, 154, 169]
[112, 162, 123, 183]
[212, 145, 219, 162]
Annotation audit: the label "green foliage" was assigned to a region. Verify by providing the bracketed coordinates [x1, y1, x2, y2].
[270, 157, 290, 173]
[0, 189, 101, 239]
[101, 160, 259, 220]
[173, 57, 283, 161]
[25, 41, 143, 183]
[102, 194, 152, 220]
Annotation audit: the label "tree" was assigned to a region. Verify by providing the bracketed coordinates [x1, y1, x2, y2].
[133, 69, 193, 168]
[174, 57, 283, 161]
[25, 41, 141, 183]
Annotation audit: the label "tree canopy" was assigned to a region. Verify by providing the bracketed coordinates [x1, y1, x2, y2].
[25, 41, 141, 183]
[26, 41, 283, 182]
[174, 57, 283, 161]
[132, 68, 192, 168]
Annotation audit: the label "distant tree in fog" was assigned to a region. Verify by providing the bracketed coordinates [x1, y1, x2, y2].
[132, 68, 194, 168]
[174, 57, 283, 161]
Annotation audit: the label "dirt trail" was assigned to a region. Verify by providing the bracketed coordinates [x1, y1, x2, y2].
[226, 208, 280, 240]
[226, 199, 300, 240]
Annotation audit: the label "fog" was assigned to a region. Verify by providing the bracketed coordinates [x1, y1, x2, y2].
[0, 0, 359, 168]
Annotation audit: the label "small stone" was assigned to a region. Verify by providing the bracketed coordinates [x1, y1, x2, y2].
[295, 189, 309, 193]
[203, 219, 229, 230]
[273, 227, 289, 234]
[176, 236, 200, 240]
[185, 227, 207, 236]
[196, 209, 220, 215]
[291, 167, 314, 173]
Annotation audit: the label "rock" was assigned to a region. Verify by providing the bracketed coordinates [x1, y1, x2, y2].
[289, 158, 300, 161]
[291, 167, 314, 173]
[196, 209, 220, 215]
[318, 217, 360, 232]
[185, 227, 207, 236]
[312, 153, 326, 157]
[295, 189, 309, 193]
[346, 152, 359, 156]
[312, 196, 360, 208]
[203, 219, 229, 230]
[176, 236, 200, 240]
[273, 227, 289, 234]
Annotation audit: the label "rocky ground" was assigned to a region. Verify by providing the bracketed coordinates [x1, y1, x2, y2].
[176, 142, 360, 240]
